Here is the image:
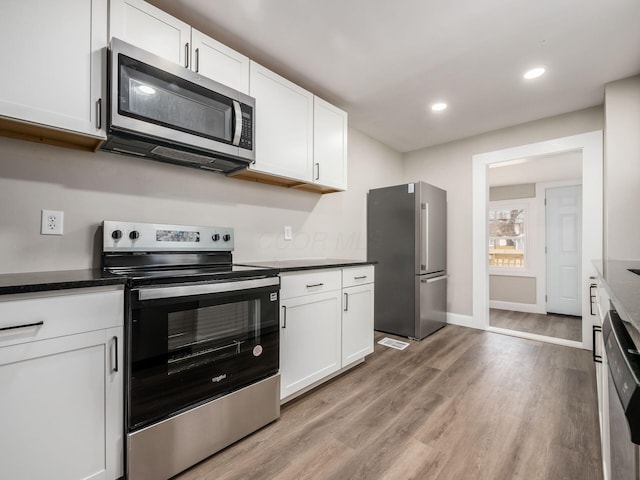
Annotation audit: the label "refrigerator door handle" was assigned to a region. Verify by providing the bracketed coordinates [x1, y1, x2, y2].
[421, 203, 429, 272]
[421, 275, 448, 283]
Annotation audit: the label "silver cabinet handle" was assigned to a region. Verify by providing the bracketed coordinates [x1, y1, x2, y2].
[344, 292, 349, 311]
[282, 306, 287, 328]
[315, 162, 320, 181]
[0, 320, 44, 332]
[592, 325, 602, 363]
[185, 42, 190, 68]
[96, 98, 102, 130]
[354, 275, 368, 280]
[195, 48, 200, 73]
[112, 336, 119, 373]
[306, 283, 324, 288]
[232, 100, 242, 146]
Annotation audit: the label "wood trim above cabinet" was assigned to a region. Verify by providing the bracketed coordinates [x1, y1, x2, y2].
[0, 116, 104, 152]
[229, 168, 342, 194]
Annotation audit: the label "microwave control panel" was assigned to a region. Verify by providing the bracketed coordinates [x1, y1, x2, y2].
[239, 104, 253, 151]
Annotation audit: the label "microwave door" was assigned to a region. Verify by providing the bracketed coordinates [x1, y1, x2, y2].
[108, 39, 244, 160]
[117, 55, 234, 144]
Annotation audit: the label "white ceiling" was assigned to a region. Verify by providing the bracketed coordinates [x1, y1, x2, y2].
[149, 0, 640, 153]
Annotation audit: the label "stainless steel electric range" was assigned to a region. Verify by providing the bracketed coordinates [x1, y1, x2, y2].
[102, 221, 280, 480]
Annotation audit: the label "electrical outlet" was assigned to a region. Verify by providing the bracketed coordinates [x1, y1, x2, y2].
[41, 210, 64, 235]
[284, 225, 292, 241]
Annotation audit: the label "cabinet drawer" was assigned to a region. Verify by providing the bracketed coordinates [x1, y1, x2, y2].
[0, 287, 124, 348]
[280, 269, 341, 299]
[342, 265, 375, 288]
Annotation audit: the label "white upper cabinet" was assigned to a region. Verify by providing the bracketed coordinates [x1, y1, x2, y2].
[191, 29, 250, 94]
[109, 0, 190, 66]
[109, 0, 347, 193]
[0, 0, 107, 138]
[249, 60, 314, 182]
[109, 0, 249, 93]
[313, 96, 348, 191]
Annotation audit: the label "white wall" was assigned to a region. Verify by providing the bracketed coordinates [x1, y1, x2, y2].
[604, 75, 640, 261]
[403, 106, 603, 317]
[0, 127, 403, 273]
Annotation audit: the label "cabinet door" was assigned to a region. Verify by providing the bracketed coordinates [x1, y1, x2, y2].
[0, 328, 123, 480]
[342, 283, 374, 366]
[249, 60, 314, 182]
[0, 0, 106, 136]
[280, 290, 341, 399]
[105, 326, 124, 480]
[109, 0, 190, 66]
[313, 96, 348, 191]
[191, 29, 249, 94]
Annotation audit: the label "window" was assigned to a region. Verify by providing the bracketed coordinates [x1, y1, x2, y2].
[488, 200, 529, 271]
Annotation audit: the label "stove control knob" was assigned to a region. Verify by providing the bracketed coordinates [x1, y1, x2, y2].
[129, 230, 140, 240]
[111, 229, 122, 240]
[212, 234, 220, 241]
[223, 234, 231, 242]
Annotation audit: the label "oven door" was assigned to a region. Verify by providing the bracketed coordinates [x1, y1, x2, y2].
[127, 276, 279, 431]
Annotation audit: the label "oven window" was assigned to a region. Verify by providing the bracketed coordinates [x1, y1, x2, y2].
[167, 300, 260, 374]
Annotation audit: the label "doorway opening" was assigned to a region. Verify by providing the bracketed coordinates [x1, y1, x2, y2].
[486, 152, 583, 342]
[472, 131, 603, 350]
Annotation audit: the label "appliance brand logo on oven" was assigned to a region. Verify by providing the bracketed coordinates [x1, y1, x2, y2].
[270, 293, 278, 301]
[211, 374, 227, 383]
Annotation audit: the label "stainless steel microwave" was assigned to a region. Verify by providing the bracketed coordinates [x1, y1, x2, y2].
[102, 38, 255, 174]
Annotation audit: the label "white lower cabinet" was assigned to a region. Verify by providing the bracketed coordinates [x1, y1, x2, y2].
[280, 290, 342, 399]
[279, 266, 374, 401]
[0, 287, 124, 480]
[342, 276, 374, 366]
[594, 277, 611, 480]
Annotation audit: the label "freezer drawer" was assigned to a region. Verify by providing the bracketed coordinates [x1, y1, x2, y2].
[416, 274, 447, 339]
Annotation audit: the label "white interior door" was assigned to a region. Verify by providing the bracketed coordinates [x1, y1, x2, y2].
[546, 185, 582, 315]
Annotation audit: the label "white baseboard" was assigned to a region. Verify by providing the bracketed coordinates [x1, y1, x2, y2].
[489, 300, 545, 314]
[446, 312, 481, 330]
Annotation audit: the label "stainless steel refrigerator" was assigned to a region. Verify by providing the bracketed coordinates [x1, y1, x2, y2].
[367, 181, 447, 340]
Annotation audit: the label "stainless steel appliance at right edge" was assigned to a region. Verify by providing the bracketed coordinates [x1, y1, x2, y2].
[367, 182, 447, 340]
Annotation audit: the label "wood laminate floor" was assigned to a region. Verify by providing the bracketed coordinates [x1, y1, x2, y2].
[175, 326, 602, 480]
[490, 308, 582, 342]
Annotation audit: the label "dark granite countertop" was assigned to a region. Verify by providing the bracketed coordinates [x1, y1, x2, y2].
[0, 260, 375, 295]
[0, 269, 126, 296]
[593, 259, 640, 335]
[238, 259, 376, 273]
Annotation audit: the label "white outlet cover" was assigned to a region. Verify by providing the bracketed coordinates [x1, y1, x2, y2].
[284, 225, 292, 241]
[41, 209, 64, 235]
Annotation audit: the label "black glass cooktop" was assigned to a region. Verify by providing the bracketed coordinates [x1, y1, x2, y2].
[107, 264, 279, 286]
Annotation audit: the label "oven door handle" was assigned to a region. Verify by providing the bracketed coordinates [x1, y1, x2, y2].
[135, 277, 280, 300]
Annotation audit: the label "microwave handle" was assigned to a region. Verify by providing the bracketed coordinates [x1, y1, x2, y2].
[232, 100, 242, 146]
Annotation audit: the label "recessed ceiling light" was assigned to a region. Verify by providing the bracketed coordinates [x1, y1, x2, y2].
[431, 102, 448, 112]
[523, 67, 546, 80]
